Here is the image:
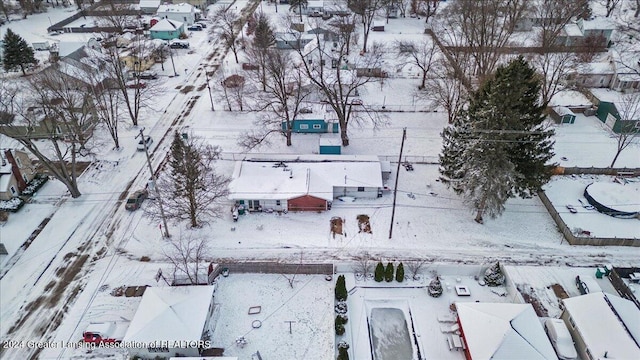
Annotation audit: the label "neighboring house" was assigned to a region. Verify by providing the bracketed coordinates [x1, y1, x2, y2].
[0, 95, 99, 141]
[549, 106, 576, 124]
[0, 149, 36, 201]
[138, 0, 161, 14]
[306, 27, 340, 43]
[48, 45, 116, 92]
[295, 0, 324, 15]
[156, 3, 199, 26]
[228, 155, 384, 212]
[566, 61, 615, 88]
[577, 18, 615, 47]
[555, 17, 615, 48]
[149, 18, 185, 40]
[122, 286, 216, 359]
[456, 302, 558, 360]
[282, 119, 339, 133]
[591, 88, 640, 133]
[560, 292, 640, 360]
[275, 32, 314, 50]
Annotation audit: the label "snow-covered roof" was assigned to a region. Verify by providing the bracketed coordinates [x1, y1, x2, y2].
[157, 3, 194, 14]
[319, 136, 341, 146]
[580, 17, 615, 30]
[150, 18, 183, 31]
[228, 156, 383, 201]
[562, 292, 640, 359]
[563, 23, 583, 37]
[456, 302, 557, 360]
[307, 1, 324, 8]
[56, 42, 86, 58]
[122, 286, 215, 344]
[139, 0, 160, 8]
[553, 106, 574, 117]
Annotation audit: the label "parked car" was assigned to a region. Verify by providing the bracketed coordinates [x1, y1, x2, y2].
[169, 41, 189, 49]
[299, 108, 313, 114]
[350, 98, 363, 105]
[48, 30, 63, 36]
[139, 71, 158, 80]
[126, 81, 146, 89]
[309, 10, 323, 17]
[195, 21, 208, 28]
[125, 189, 148, 211]
[544, 319, 578, 360]
[137, 135, 153, 151]
[187, 24, 203, 31]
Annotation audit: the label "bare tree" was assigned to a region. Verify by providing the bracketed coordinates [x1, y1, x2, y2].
[609, 93, 640, 168]
[422, 58, 468, 124]
[437, 0, 528, 80]
[414, 0, 440, 23]
[531, 52, 576, 107]
[0, 71, 98, 198]
[395, 38, 440, 89]
[348, 0, 388, 53]
[147, 133, 230, 227]
[601, 0, 622, 17]
[406, 259, 428, 280]
[240, 48, 311, 149]
[212, 6, 243, 64]
[534, 0, 590, 47]
[291, 29, 388, 146]
[163, 235, 211, 285]
[352, 252, 373, 280]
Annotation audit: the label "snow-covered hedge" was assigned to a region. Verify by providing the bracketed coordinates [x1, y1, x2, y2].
[0, 197, 25, 212]
[21, 174, 49, 197]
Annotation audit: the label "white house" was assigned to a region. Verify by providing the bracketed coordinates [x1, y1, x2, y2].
[156, 3, 199, 26]
[228, 155, 384, 212]
[561, 292, 640, 360]
[456, 302, 558, 360]
[138, 0, 161, 14]
[122, 286, 216, 359]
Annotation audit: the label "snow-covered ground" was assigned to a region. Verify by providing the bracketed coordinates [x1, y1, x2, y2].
[0, 1, 639, 359]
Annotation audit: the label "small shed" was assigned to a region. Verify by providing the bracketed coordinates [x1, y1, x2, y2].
[549, 106, 576, 124]
[372, 21, 385, 32]
[592, 89, 640, 133]
[319, 136, 341, 155]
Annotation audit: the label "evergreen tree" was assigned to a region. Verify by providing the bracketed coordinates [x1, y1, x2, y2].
[337, 347, 349, 360]
[428, 276, 443, 297]
[162, 132, 229, 227]
[335, 274, 348, 301]
[252, 12, 275, 49]
[439, 56, 555, 224]
[384, 262, 394, 282]
[396, 262, 405, 282]
[374, 262, 384, 282]
[484, 262, 505, 286]
[2, 29, 37, 75]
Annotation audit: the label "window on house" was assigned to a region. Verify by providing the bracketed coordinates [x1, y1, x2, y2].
[568, 316, 576, 329]
[15, 157, 22, 168]
[184, 17, 187, 22]
[300, 124, 309, 129]
[581, 78, 586, 84]
[276, 200, 281, 206]
[10, 186, 16, 195]
[312, 124, 321, 129]
[357, 187, 365, 192]
[599, 77, 604, 84]
[308, 59, 313, 65]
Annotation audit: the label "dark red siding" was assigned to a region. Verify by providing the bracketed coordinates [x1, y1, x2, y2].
[288, 195, 328, 212]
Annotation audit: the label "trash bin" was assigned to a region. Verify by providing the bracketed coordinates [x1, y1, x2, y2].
[595, 267, 606, 279]
[237, 205, 245, 215]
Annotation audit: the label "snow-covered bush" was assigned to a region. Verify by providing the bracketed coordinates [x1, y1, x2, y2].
[428, 276, 443, 297]
[484, 262, 505, 286]
[335, 301, 347, 315]
[337, 341, 349, 350]
[21, 174, 49, 197]
[0, 197, 24, 212]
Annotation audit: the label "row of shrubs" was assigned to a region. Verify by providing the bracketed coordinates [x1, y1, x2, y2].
[374, 261, 405, 282]
[334, 275, 350, 360]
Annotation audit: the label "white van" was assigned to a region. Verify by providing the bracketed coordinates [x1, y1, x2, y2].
[544, 318, 578, 360]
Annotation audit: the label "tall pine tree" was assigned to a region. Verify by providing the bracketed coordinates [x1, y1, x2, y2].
[164, 132, 230, 227]
[439, 56, 555, 223]
[2, 29, 37, 75]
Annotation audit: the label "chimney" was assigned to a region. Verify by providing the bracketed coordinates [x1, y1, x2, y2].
[5, 150, 28, 191]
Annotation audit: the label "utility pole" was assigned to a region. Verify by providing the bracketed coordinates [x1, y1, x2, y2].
[388, 128, 406, 239]
[205, 70, 215, 111]
[167, 45, 178, 77]
[137, 128, 170, 238]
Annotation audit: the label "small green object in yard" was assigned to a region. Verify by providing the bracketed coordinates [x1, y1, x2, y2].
[222, 268, 229, 277]
[182, 132, 188, 140]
